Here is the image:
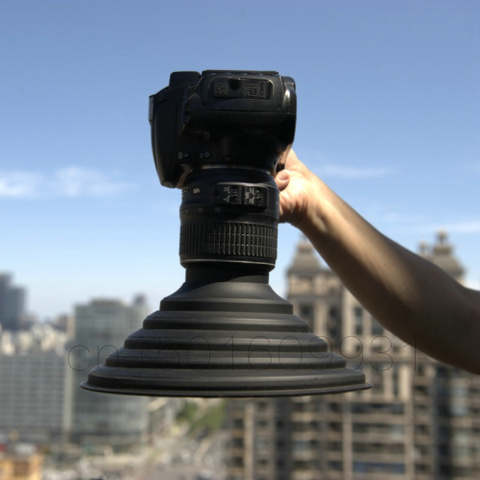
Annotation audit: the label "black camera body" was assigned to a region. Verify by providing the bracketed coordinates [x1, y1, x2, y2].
[149, 70, 296, 188]
[148, 71, 297, 271]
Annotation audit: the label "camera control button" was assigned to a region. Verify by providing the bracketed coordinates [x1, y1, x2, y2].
[243, 186, 267, 208]
[212, 184, 268, 209]
[213, 185, 241, 205]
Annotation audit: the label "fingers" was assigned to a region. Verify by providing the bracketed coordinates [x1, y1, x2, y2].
[275, 169, 290, 191]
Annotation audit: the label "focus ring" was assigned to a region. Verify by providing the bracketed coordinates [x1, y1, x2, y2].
[180, 221, 277, 264]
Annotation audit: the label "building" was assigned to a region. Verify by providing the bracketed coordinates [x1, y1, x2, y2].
[226, 234, 480, 479]
[0, 453, 43, 480]
[0, 444, 43, 480]
[0, 353, 72, 444]
[0, 274, 26, 332]
[0, 323, 72, 444]
[70, 295, 150, 450]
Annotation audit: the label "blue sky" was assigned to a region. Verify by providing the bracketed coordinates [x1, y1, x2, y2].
[1, 0, 479, 319]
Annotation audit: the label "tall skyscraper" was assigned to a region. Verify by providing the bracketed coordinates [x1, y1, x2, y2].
[226, 234, 480, 479]
[0, 274, 26, 331]
[70, 296, 150, 450]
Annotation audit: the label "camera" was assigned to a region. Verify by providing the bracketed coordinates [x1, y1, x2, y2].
[82, 71, 370, 397]
[149, 70, 296, 187]
[149, 70, 297, 272]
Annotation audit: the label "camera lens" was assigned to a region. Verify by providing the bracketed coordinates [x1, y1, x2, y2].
[180, 166, 279, 271]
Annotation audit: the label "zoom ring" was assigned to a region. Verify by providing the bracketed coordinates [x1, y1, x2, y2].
[180, 221, 277, 264]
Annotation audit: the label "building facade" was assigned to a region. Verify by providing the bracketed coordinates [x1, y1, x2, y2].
[70, 296, 150, 450]
[0, 323, 72, 444]
[227, 234, 480, 479]
[0, 274, 26, 332]
[0, 352, 72, 445]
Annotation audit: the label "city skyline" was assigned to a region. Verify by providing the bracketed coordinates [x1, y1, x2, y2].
[1, 0, 479, 319]
[1, 233, 478, 479]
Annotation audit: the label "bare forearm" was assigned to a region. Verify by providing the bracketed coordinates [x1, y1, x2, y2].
[298, 176, 480, 373]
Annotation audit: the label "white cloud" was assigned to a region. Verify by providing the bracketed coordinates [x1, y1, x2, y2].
[0, 166, 135, 199]
[51, 167, 134, 198]
[316, 164, 394, 180]
[0, 171, 43, 198]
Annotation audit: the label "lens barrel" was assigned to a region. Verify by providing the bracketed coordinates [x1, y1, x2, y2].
[180, 167, 279, 270]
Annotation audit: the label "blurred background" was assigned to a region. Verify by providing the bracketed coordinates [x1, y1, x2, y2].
[0, 1, 479, 479]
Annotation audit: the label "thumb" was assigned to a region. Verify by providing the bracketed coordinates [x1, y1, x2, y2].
[275, 169, 291, 191]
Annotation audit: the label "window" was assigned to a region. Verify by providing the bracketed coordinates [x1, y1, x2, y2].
[370, 317, 383, 335]
[299, 304, 314, 324]
[328, 461, 342, 471]
[354, 306, 363, 335]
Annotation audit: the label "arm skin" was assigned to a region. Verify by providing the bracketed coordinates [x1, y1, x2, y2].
[276, 150, 480, 374]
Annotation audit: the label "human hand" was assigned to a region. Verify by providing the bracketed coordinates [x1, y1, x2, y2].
[275, 149, 319, 230]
